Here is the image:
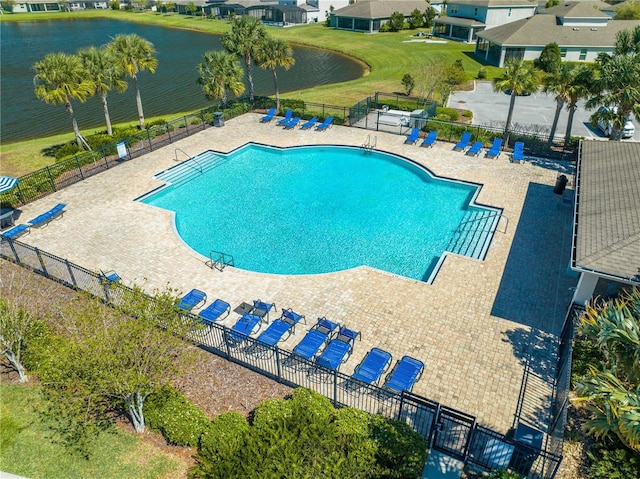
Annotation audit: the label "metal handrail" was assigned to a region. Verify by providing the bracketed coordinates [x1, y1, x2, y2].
[174, 148, 203, 173]
[206, 250, 235, 271]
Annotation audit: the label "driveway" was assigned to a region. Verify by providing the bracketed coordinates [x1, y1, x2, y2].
[448, 81, 640, 142]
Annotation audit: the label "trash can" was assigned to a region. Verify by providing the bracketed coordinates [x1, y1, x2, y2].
[508, 423, 543, 475]
[213, 112, 224, 127]
[553, 175, 568, 195]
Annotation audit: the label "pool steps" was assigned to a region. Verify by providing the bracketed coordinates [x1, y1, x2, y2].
[446, 210, 501, 260]
[155, 153, 228, 188]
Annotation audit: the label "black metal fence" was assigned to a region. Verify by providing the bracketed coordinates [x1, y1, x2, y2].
[0, 237, 563, 478]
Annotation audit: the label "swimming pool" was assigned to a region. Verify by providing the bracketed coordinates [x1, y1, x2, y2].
[141, 144, 500, 281]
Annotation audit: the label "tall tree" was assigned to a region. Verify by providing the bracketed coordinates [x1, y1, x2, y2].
[77, 46, 127, 136]
[197, 50, 246, 107]
[614, 1, 640, 20]
[543, 63, 579, 145]
[221, 16, 266, 103]
[106, 34, 158, 129]
[563, 64, 593, 145]
[492, 59, 541, 142]
[256, 37, 295, 112]
[587, 26, 640, 140]
[535, 42, 562, 74]
[33, 52, 95, 149]
[574, 288, 640, 452]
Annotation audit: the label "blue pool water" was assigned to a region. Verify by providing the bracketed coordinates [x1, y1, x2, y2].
[141, 144, 498, 281]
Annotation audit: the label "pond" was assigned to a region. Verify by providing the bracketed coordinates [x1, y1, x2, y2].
[0, 19, 364, 143]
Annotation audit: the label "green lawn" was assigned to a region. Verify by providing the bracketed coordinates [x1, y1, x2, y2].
[0, 383, 187, 479]
[0, 10, 502, 175]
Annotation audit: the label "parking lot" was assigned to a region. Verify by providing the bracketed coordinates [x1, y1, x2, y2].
[449, 81, 640, 142]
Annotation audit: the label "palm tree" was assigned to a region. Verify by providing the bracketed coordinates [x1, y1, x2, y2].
[542, 64, 575, 146]
[221, 16, 267, 103]
[563, 65, 593, 146]
[574, 288, 640, 452]
[106, 34, 158, 130]
[33, 52, 95, 149]
[197, 51, 245, 107]
[256, 37, 295, 112]
[586, 26, 640, 140]
[77, 46, 127, 136]
[492, 59, 541, 142]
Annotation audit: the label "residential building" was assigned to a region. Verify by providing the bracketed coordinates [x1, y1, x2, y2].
[330, 0, 432, 33]
[433, 0, 537, 43]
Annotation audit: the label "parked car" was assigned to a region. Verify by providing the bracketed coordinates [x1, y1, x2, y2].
[596, 106, 635, 139]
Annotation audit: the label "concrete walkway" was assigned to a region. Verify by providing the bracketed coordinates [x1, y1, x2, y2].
[10, 113, 577, 433]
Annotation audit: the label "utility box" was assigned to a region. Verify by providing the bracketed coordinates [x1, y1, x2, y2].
[213, 112, 224, 127]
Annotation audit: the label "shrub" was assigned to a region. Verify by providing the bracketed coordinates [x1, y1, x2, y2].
[462, 110, 473, 119]
[379, 23, 392, 33]
[144, 386, 209, 446]
[477, 67, 487, 79]
[587, 443, 640, 478]
[54, 143, 82, 160]
[434, 107, 460, 122]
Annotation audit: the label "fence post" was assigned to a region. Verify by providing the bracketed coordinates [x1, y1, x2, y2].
[333, 370, 338, 406]
[75, 156, 85, 179]
[6, 238, 20, 263]
[275, 347, 282, 382]
[45, 166, 57, 191]
[101, 147, 110, 169]
[397, 392, 405, 421]
[34, 248, 48, 276]
[65, 260, 77, 287]
[184, 116, 189, 136]
[147, 129, 153, 152]
[167, 123, 172, 143]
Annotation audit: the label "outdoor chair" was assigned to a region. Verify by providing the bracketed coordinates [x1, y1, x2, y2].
[420, 130, 437, 148]
[466, 141, 483, 157]
[100, 270, 121, 283]
[511, 142, 525, 163]
[300, 118, 318, 130]
[276, 110, 293, 126]
[383, 356, 424, 393]
[453, 132, 472, 151]
[260, 108, 276, 123]
[0, 224, 29, 240]
[291, 317, 339, 360]
[315, 326, 360, 371]
[485, 138, 503, 159]
[227, 313, 263, 346]
[283, 117, 301, 129]
[404, 128, 420, 145]
[255, 319, 294, 347]
[176, 288, 207, 311]
[280, 308, 306, 328]
[28, 203, 66, 228]
[198, 299, 231, 325]
[351, 347, 392, 385]
[252, 299, 276, 320]
[315, 117, 333, 131]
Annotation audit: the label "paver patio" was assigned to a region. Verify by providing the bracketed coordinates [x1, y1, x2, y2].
[11, 113, 577, 433]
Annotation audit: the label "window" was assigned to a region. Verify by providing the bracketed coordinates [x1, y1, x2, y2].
[508, 8, 512, 16]
[560, 48, 567, 58]
[474, 7, 478, 16]
[450, 5, 458, 14]
[579, 48, 587, 61]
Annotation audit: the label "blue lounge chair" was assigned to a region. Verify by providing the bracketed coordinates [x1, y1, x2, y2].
[454, 132, 472, 151]
[292, 317, 339, 360]
[256, 319, 293, 347]
[260, 107, 276, 123]
[316, 326, 360, 371]
[252, 299, 276, 319]
[228, 313, 263, 345]
[466, 141, 483, 157]
[100, 270, 121, 282]
[280, 308, 306, 327]
[383, 356, 424, 393]
[276, 110, 293, 126]
[486, 138, 503, 158]
[283, 117, 300, 129]
[315, 117, 333, 131]
[352, 348, 392, 385]
[404, 128, 420, 145]
[420, 130, 437, 148]
[176, 288, 207, 311]
[0, 224, 29, 240]
[300, 117, 318, 130]
[511, 142, 525, 163]
[28, 203, 66, 228]
[198, 299, 231, 325]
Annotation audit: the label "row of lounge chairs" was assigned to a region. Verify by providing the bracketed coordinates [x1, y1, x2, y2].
[0, 203, 67, 241]
[176, 290, 424, 393]
[261, 108, 333, 131]
[404, 128, 438, 148]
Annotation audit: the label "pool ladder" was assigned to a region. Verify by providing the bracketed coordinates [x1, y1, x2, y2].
[362, 135, 377, 152]
[206, 250, 234, 271]
[175, 148, 203, 173]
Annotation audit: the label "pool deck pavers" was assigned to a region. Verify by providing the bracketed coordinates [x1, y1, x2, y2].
[10, 113, 577, 433]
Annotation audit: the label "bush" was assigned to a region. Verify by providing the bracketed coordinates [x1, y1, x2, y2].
[477, 67, 487, 79]
[54, 143, 82, 160]
[379, 23, 392, 33]
[144, 386, 209, 447]
[462, 110, 473, 119]
[435, 107, 460, 122]
[587, 442, 640, 478]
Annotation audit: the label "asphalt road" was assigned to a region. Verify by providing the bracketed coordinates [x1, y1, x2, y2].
[448, 81, 640, 142]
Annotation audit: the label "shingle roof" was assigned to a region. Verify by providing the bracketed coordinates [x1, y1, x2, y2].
[477, 15, 640, 47]
[540, 1, 611, 18]
[435, 16, 486, 27]
[333, 0, 431, 19]
[574, 140, 640, 282]
[451, 0, 536, 5]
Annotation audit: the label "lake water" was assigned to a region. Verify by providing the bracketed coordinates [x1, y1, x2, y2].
[0, 19, 364, 143]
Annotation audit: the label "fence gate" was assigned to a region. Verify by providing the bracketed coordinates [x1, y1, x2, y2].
[432, 406, 476, 460]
